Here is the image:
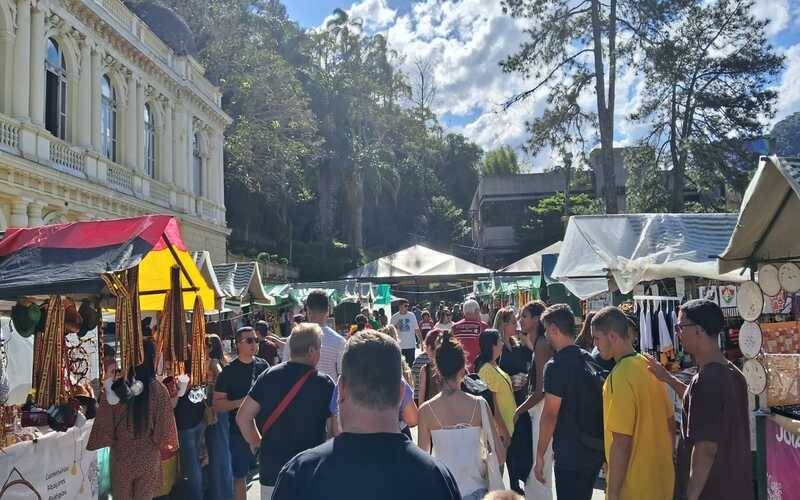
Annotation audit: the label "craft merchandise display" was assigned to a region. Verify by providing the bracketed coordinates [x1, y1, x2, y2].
[0, 216, 217, 499]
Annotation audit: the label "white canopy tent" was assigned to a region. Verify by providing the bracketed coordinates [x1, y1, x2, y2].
[343, 244, 492, 281]
[553, 213, 744, 299]
[719, 156, 800, 273]
[497, 241, 563, 275]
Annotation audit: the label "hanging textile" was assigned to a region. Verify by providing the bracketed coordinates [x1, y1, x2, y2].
[639, 302, 653, 351]
[156, 266, 188, 375]
[101, 268, 144, 378]
[657, 308, 673, 351]
[33, 296, 69, 408]
[189, 296, 207, 387]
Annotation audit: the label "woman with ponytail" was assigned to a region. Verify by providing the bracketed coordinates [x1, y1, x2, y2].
[418, 332, 505, 500]
[87, 339, 178, 500]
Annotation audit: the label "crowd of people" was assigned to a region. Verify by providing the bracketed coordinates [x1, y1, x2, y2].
[88, 290, 754, 500]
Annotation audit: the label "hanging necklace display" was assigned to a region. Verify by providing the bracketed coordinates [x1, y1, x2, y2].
[187, 296, 208, 403]
[737, 281, 765, 322]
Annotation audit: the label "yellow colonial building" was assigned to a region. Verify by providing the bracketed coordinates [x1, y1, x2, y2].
[0, 0, 230, 259]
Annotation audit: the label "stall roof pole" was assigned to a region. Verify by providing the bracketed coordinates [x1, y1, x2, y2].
[161, 232, 196, 289]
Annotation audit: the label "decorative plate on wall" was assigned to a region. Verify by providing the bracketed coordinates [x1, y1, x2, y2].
[739, 322, 763, 359]
[742, 358, 768, 395]
[778, 263, 800, 294]
[737, 281, 764, 322]
[758, 264, 781, 297]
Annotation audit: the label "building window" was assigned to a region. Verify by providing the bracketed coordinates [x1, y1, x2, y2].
[144, 103, 156, 177]
[100, 75, 117, 161]
[45, 38, 67, 140]
[192, 132, 203, 197]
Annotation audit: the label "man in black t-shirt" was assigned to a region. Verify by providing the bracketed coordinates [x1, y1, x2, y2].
[272, 331, 460, 500]
[213, 326, 269, 500]
[236, 323, 335, 499]
[533, 304, 603, 500]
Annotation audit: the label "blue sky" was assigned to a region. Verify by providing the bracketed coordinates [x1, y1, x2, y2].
[284, 1, 412, 27]
[283, 0, 800, 169]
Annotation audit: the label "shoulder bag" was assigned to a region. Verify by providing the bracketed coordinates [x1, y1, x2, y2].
[261, 369, 316, 435]
[478, 397, 505, 492]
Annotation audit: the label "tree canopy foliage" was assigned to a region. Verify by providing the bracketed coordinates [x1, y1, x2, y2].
[164, 0, 484, 279]
[480, 146, 521, 176]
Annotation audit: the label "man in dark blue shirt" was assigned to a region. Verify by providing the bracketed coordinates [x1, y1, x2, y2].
[272, 331, 461, 500]
[532, 304, 603, 500]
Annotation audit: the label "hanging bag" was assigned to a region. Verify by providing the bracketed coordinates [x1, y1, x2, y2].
[478, 397, 505, 492]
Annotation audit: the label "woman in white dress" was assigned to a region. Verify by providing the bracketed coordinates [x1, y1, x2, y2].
[418, 333, 505, 500]
[513, 301, 555, 500]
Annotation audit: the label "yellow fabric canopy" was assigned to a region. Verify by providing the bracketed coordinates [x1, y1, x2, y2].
[138, 245, 215, 311]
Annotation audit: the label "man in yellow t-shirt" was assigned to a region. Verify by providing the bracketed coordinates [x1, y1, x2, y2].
[591, 306, 676, 500]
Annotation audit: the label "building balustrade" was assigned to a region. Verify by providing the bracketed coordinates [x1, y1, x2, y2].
[0, 115, 20, 152]
[49, 137, 87, 177]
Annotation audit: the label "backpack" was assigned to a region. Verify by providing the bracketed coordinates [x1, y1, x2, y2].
[574, 351, 608, 452]
[462, 373, 495, 413]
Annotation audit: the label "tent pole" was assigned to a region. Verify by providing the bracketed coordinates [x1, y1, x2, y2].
[161, 232, 197, 289]
[140, 287, 199, 295]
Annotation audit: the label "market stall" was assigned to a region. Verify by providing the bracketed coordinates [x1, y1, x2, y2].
[0, 215, 213, 498]
[552, 213, 744, 299]
[718, 156, 800, 500]
[343, 244, 492, 282]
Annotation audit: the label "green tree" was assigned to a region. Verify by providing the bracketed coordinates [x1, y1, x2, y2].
[515, 192, 601, 252]
[624, 147, 670, 212]
[480, 146, 520, 176]
[501, 0, 683, 213]
[632, 0, 784, 211]
[418, 196, 471, 251]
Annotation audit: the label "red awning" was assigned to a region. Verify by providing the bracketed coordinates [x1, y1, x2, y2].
[0, 214, 185, 257]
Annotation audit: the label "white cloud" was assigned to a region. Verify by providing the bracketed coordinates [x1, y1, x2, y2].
[775, 43, 800, 123]
[750, 0, 790, 36]
[336, 0, 798, 164]
[347, 0, 397, 31]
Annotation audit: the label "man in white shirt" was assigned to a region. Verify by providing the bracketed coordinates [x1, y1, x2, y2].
[390, 299, 421, 366]
[282, 290, 346, 380]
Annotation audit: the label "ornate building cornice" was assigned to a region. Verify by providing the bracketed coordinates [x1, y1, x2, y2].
[57, 0, 231, 129]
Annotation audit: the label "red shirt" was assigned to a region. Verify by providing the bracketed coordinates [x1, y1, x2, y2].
[450, 319, 488, 372]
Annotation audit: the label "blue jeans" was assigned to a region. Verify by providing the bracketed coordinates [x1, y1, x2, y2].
[178, 422, 205, 499]
[206, 412, 234, 500]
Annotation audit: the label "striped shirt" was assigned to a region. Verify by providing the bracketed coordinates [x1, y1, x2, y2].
[282, 325, 346, 380]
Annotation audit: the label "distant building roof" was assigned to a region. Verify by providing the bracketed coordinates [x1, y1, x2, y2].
[470, 171, 578, 212]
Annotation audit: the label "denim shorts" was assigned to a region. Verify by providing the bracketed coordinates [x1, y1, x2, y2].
[229, 430, 255, 479]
